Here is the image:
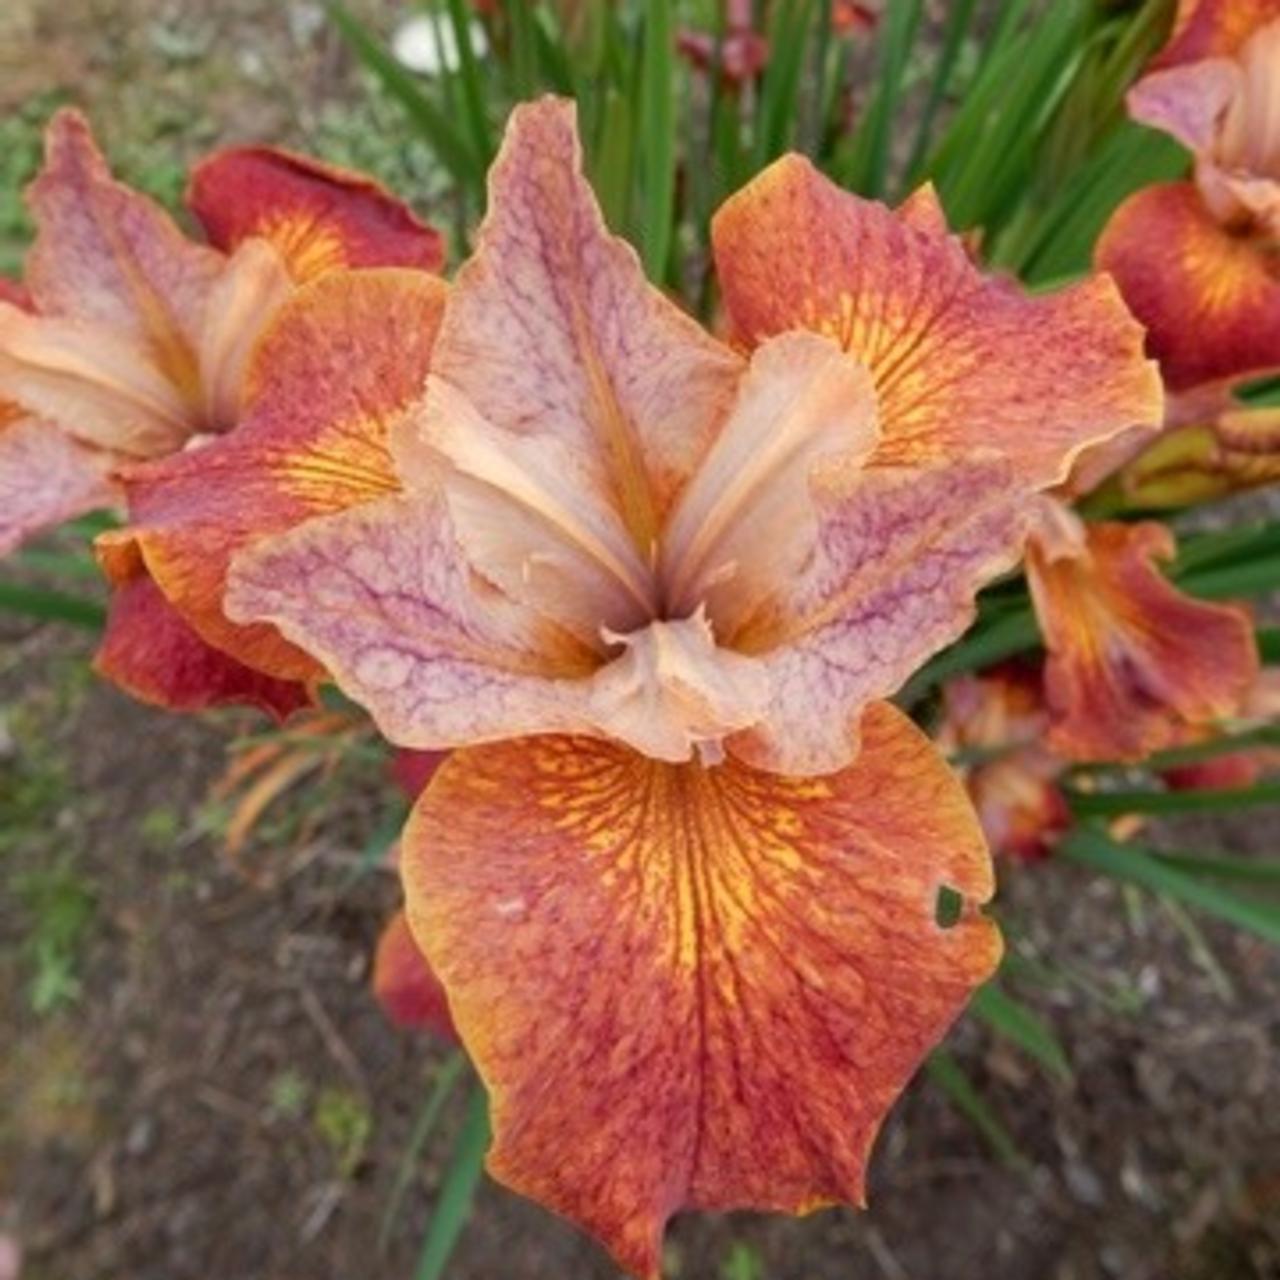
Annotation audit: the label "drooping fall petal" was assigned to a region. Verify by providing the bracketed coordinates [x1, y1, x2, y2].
[120, 269, 447, 680]
[425, 97, 743, 556]
[187, 145, 445, 281]
[95, 571, 310, 721]
[402, 702, 1000, 1279]
[712, 153, 1161, 485]
[1096, 182, 1280, 391]
[1153, 0, 1280, 67]
[0, 415, 118, 555]
[373, 909, 457, 1040]
[1026, 510, 1258, 761]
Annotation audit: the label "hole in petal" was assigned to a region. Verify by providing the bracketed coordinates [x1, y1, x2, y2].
[934, 884, 964, 930]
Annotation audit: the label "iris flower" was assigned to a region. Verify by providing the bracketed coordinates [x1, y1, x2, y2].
[1098, 0, 1280, 394]
[208, 98, 1159, 1274]
[0, 109, 443, 715]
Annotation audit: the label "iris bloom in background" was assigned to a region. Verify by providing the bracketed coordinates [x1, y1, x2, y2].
[936, 666, 1069, 864]
[0, 109, 443, 716]
[220, 98, 1157, 1276]
[1023, 498, 1257, 762]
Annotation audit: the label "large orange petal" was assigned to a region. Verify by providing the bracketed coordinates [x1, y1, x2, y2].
[94, 572, 310, 721]
[0, 416, 119, 555]
[712, 154, 1161, 486]
[423, 98, 742, 560]
[1153, 0, 1280, 67]
[23, 110, 220, 396]
[402, 703, 1000, 1279]
[121, 269, 447, 681]
[1096, 181, 1280, 392]
[1026, 515, 1258, 762]
[187, 146, 445, 282]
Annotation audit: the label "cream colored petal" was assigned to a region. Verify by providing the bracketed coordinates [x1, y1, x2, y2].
[585, 611, 770, 764]
[197, 237, 294, 432]
[660, 330, 880, 631]
[392, 374, 656, 646]
[0, 300, 192, 456]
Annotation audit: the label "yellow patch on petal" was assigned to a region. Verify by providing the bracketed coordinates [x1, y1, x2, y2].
[1026, 510, 1258, 762]
[1119, 413, 1280, 506]
[402, 702, 1000, 1279]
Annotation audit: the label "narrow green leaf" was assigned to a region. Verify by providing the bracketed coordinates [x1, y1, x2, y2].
[443, 0, 495, 167]
[638, 0, 676, 282]
[327, 1, 479, 187]
[1151, 850, 1280, 883]
[415, 1084, 491, 1280]
[1061, 828, 1280, 945]
[503, 0, 539, 100]
[925, 1049, 1027, 1169]
[904, 0, 981, 184]
[591, 87, 634, 234]
[970, 984, 1072, 1082]
[380, 1053, 468, 1251]
[1180, 552, 1280, 600]
[753, 0, 818, 168]
[0, 582, 106, 630]
[1067, 782, 1280, 817]
[898, 609, 1040, 704]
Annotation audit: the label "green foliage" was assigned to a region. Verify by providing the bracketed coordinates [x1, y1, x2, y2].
[414, 1084, 491, 1280]
[313, 1086, 374, 1177]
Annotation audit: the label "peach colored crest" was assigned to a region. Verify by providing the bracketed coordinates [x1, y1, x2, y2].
[1101, 11, 1280, 391]
[0, 109, 442, 564]
[225, 98, 1160, 1275]
[1025, 499, 1258, 762]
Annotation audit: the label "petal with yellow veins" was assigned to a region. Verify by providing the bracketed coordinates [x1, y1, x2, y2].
[402, 703, 1001, 1280]
[121, 269, 447, 682]
[1097, 182, 1280, 391]
[712, 154, 1161, 487]
[187, 145, 445, 282]
[1026, 506, 1258, 762]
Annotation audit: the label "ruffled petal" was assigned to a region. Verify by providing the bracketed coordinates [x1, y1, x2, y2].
[122, 269, 447, 681]
[94, 571, 310, 721]
[187, 145, 445, 281]
[372, 909, 457, 1040]
[1096, 181, 1280, 391]
[1026, 509, 1258, 761]
[712, 154, 1161, 486]
[402, 703, 1000, 1279]
[1152, 0, 1280, 68]
[0, 415, 119, 555]
[427, 97, 742, 557]
[1127, 58, 1241, 154]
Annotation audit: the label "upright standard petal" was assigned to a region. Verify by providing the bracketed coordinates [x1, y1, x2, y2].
[95, 572, 310, 721]
[187, 145, 445, 281]
[427, 97, 743, 553]
[1026, 510, 1258, 761]
[1097, 180, 1280, 391]
[712, 155, 1161, 486]
[121, 269, 447, 681]
[0, 414, 118, 555]
[23, 110, 221, 394]
[1153, 0, 1280, 67]
[402, 703, 1000, 1280]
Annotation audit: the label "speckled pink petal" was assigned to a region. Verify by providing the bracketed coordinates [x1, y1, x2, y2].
[429, 98, 743, 552]
[728, 457, 1025, 775]
[0, 416, 120, 555]
[224, 492, 601, 751]
[1128, 59, 1241, 155]
[25, 111, 222, 393]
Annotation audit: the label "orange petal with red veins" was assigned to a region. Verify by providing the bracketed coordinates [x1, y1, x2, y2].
[1097, 181, 1280, 391]
[24, 110, 220, 395]
[372, 909, 457, 1040]
[94, 572, 310, 721]
[0, 417, 119, 555]
[187, 145, 444, 282]
[428, 98, 742, 549]
[402, 703, 1000, 1279]
[122, 269, 447, 681]
[712, 154, 1161, 486]
[1153, 0, 1280, 67]
[1026, 516, 1258, 762]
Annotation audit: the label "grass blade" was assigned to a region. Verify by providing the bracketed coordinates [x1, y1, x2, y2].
[925, 1049, 1026, 1168]
[1151, 851, 1280, 883]
[970, 984, 1071, 1082]
[415, 1083, 491, 1280]
[0, 582, 106, 630]
[443, 0, 494, 168]
[1061, 827, 1280, 946]
[1067, 782, 1280, 817]
[638, 0, 675, 283]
